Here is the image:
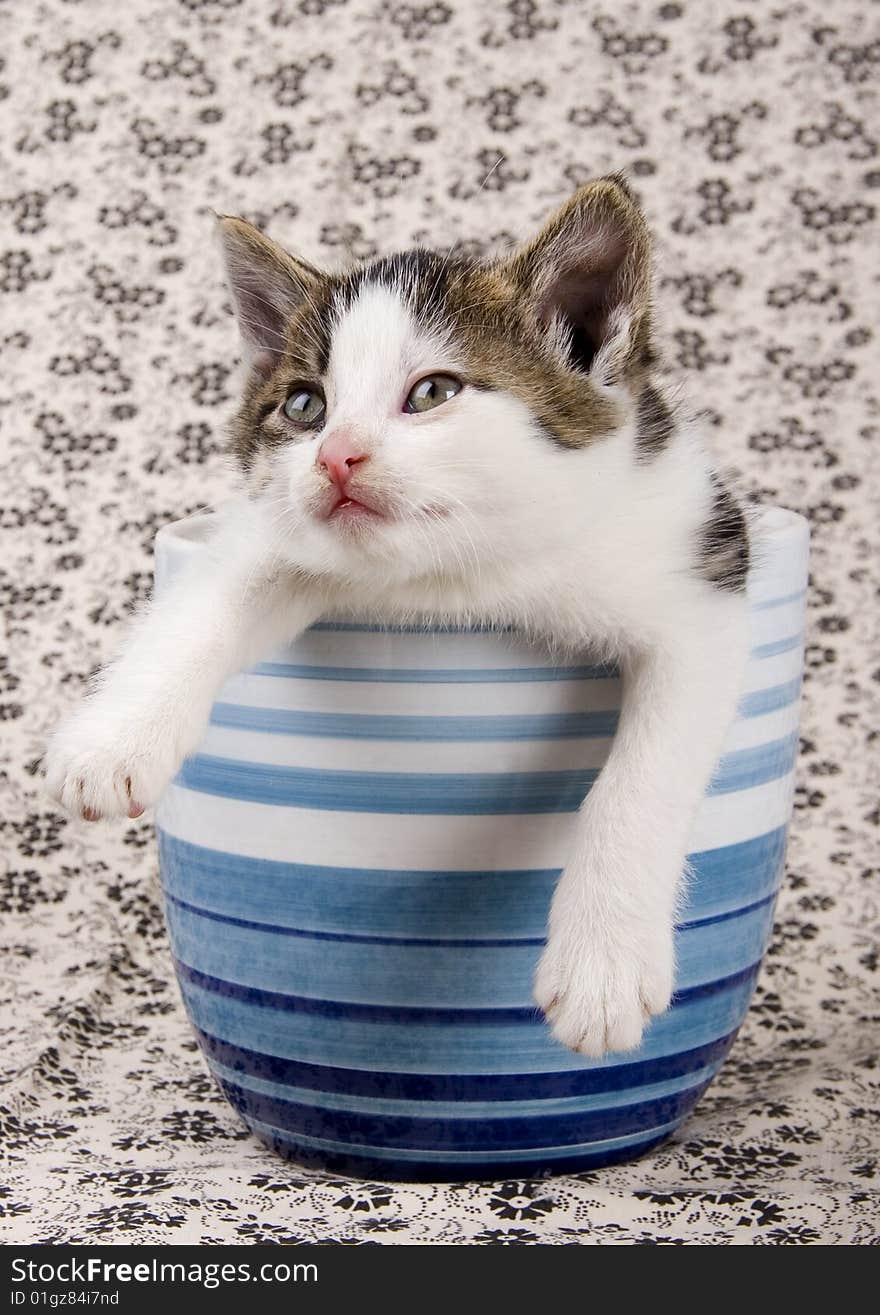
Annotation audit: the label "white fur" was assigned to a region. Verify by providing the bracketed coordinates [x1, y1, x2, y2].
[44, 281, 749, 1058]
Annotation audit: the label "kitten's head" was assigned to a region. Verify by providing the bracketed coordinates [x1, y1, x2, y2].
[219, 176, 656, 584]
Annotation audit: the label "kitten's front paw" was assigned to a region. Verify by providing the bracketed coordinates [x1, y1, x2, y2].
[44, 705, 180, 822]
[534, 919, 674, 1058]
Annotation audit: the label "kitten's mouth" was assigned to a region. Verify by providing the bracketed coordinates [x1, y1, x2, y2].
[325, 492, 384, 522]
[317, 489, 446, 527]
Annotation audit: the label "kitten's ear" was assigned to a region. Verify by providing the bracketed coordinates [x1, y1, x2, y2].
[502, 176, 652, 384]
[217, 216, 326, 376]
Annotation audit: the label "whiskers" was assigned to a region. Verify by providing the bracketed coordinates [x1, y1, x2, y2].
[246, 448, 502, 605]
[390, 479, 498, 590]
[260, 482, 308, 550]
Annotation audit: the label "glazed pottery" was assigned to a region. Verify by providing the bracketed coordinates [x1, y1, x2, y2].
[155, 507, 808, 1180]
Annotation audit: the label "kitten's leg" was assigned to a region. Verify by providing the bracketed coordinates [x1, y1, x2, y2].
[534, 592, 749, 1056]
[44, 520, 322, 821]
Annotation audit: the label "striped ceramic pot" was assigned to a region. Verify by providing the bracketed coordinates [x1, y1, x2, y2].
[155, 507, 808, 1181]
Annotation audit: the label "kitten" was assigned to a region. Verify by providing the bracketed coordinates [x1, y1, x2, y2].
[44, 176, 750, 1059]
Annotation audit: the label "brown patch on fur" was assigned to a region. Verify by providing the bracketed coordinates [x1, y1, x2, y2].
[225, 288, 336, 470]
[229, 326, 329, 472]
[410, 176, 656, 445]
[699, 479, 750, 592]
[219, 216, 337, 471]
[634, 383, 675, 461]
[222, 177, 656, 465]
[440, 262, 621, 447]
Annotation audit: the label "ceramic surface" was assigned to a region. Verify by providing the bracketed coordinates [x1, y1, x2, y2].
[155, 508, 809, 1180]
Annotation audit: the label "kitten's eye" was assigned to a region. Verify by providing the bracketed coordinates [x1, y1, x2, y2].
[283, 387, 325, 426]
[404, 373, 462, 413]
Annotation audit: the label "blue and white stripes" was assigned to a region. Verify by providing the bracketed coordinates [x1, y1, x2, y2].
[155, 507, 809, 1180]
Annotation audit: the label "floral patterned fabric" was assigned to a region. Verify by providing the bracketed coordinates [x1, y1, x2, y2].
[1, 0, 877, 1246]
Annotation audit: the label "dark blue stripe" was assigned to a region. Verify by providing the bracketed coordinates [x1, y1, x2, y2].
[217, 1073, 713, 1152]
[209, 704, 621, 741]
[165, 891, 542, 947]
[250, 1126, 675, 1180]
[251, 661, 618, 683]
[192, 1025, 740, 1100]
[679, 891, 776, 931]
[252, 1120, 673, 1183]
[174, 735, 795, 812]
[164, 888, 775, 946]
[175, 956, 761, 1022]
[672, 961, 760, 1002]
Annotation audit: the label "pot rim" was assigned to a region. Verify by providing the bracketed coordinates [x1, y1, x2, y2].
[154, 504, 810, 620]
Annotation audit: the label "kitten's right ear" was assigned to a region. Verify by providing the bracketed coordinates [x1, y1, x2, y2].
[217, 216, 326, 376]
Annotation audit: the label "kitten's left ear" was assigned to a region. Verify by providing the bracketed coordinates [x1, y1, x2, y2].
[217, 216, 327, 376]
[501, 175, 652, 385]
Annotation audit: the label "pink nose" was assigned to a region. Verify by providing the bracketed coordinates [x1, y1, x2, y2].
[316, 430, 368, 491]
